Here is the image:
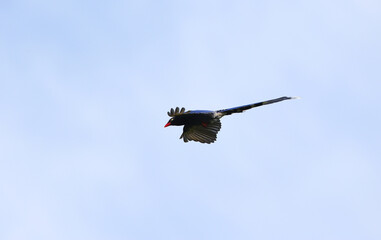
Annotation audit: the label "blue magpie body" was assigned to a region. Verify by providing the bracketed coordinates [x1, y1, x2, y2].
[164, 96, 297, 144]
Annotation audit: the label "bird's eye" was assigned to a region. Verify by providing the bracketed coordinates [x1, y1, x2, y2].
[170, 118, 173, 121]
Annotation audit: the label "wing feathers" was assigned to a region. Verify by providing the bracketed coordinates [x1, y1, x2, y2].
[180, 119, 221, 144]
[168, 107, 186, 117]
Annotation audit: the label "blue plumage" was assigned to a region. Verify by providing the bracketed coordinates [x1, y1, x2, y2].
[165, 96, 297, 144]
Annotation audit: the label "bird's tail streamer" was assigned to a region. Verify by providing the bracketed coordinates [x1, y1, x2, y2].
[216, 96, 298, 117]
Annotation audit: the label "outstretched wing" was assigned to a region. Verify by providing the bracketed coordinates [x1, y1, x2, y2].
[167, 107, 186, 117]
[180, 119, 222, 144]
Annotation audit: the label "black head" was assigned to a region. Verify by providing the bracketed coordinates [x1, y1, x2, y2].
[164, 116, 184, 127]
[165, 107, 186, 127]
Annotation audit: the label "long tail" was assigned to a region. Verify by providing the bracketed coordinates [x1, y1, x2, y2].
[216, 96, 298, 117]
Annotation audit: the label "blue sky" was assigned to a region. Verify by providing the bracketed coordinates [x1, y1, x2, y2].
[1, 1, 381, 239]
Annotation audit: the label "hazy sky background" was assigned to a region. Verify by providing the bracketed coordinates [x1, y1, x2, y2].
[1, 1, 381, 239]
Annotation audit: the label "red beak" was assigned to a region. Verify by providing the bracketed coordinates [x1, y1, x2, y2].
[164, 122, 171, 128]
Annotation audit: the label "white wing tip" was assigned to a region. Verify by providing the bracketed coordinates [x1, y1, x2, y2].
[290, 96, 301, 100]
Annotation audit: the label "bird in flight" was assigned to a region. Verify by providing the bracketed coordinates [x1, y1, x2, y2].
[164, 96, 298, 144]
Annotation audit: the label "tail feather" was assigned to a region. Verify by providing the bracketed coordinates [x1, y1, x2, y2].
[217, 96, 297, 117]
